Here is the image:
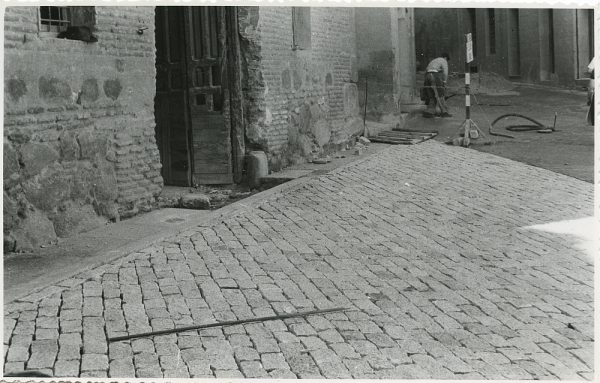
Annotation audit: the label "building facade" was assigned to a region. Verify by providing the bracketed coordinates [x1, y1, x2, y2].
[4, 6, 161, 252]
[5, 6, 409, 252]
[415, 8, 595, 87]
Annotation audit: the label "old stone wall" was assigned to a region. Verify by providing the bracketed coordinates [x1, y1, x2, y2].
[239, 6, 362, 171]
[4, 6, 162, 252]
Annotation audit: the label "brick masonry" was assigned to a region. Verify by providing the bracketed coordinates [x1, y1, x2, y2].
[4, 7, 162, 252]
[239, 7, 363, 171]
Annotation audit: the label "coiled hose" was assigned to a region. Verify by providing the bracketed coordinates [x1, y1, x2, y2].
[489, 113, 556, 138]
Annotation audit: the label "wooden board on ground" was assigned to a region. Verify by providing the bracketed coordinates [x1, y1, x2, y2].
[370, 130, 438, 145]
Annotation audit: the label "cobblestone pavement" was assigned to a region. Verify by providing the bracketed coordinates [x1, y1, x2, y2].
[4, 141, 594, 379]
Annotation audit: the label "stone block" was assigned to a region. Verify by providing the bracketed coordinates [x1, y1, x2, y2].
[77, 131, 108, 160]
[180, 193, 211, 210]
[50, 202, 107, 237]
[19, 142, 59, 177]
[54, 359, 80, 377]
[58, 131, 80, 161]
[22, 166, 70, 211]
[311, 120, 332, 147]
[4, 142, 20, 180]
[9, 208, 57, 251]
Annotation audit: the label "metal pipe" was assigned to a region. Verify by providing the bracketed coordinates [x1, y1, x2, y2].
[109, 306, 349, 342]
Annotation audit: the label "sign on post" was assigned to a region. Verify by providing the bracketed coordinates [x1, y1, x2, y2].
[466, 33, 473, 63]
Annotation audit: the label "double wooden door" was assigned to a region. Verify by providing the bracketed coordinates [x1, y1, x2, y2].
[155, 6, 233, 185]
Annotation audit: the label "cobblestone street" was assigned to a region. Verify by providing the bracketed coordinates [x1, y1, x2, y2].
[3, 141, 594, 379]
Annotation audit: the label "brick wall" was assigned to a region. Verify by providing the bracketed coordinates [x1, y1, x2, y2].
[239, 6, 362, 171]
[4, 6, 161, 252]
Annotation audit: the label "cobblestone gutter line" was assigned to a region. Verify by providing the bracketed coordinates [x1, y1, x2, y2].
[4, 141, 594, 379]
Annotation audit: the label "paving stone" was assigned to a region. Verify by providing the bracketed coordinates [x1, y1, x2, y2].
[3, 362, 25, 375]
[81, 353, 108, 371]
[135, 366, 163, 378]
[109, 342, 133, 360]
[261, 352, 290, 371]
[163, 367, 190, 378]
[234, 346, 260, 361]
[134, 352, 160, 368]
[54, 359, 81, 377]
[57, 343, 81, 360]
[239, 360, 266, 378]
[80, 370, 108, 378]
[6, 345, 30, 362]
[27, 340, 58, 369]
[215, 369, 244, 378]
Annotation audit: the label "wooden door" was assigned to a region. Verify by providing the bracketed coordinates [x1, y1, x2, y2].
[155, 6, 233, 186]
[155, 7, 191, 186]
[186, 7, 233, 184]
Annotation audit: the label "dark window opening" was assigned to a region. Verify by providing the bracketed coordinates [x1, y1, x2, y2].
[292, 7, 311, 50]
[487, 9, 496, 55]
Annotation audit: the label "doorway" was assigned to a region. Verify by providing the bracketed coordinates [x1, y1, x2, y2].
[507, 9, 521, 77]
[155, 6, 234, 186]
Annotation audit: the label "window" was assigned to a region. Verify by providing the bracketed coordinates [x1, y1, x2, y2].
[39, 6, 71, 32]
[292, 7, 311, 50]
[39, 6, 95, 33]
[487, 9, 496, 55]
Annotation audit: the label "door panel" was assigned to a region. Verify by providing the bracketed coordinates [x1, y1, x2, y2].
[155, 6, 233, 186]
[186, 7, 232, 185]
[155, 7, 191, 186]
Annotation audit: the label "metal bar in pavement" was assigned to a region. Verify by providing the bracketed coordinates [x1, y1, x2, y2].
[108, 307, 349, 342]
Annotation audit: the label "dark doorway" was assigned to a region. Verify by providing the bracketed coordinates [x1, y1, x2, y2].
[155, 7, 234, 186]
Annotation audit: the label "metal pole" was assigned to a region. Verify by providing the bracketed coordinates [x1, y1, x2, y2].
[465, 38, 471, 122]
[109, 307, 349, 342]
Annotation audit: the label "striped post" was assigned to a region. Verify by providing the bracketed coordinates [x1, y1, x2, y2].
[465, 69, 470, 121]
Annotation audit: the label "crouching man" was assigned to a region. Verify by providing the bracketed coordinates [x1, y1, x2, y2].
[423, 53, 452, 118]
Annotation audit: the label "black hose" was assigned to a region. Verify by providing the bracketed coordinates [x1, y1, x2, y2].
[491, 113, 551, 132]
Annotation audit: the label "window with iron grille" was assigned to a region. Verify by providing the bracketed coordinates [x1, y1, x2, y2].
[39, 6, 96, 33]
